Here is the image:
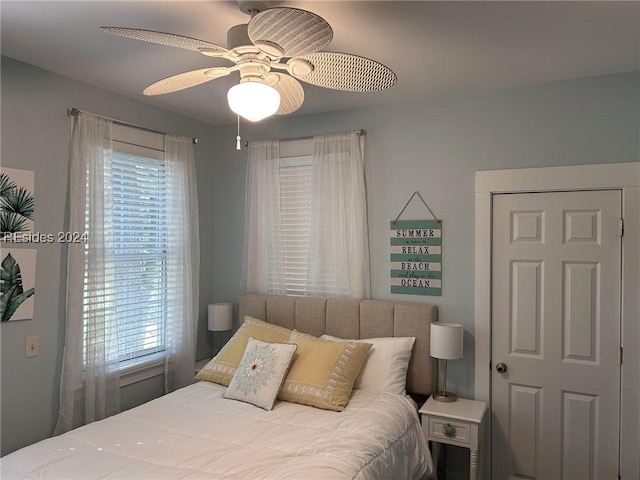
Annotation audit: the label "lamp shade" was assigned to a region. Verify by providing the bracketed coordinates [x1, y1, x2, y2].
[208, 303, 233, 332]
[430, 323, 463, 360]
[227, 81, 281, 122]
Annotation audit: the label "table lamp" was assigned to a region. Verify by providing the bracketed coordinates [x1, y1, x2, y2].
[208, 303, 233, 355]
[430, 322, 464, 402]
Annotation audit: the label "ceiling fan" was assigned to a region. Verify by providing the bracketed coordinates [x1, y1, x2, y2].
[101, 2, 397, 122]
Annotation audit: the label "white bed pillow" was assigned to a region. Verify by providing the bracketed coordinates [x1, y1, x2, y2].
[223, 337, 297, 411]
[320, 335, 415, 395]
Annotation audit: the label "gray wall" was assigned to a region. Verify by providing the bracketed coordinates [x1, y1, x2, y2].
[0, 57, 219, 455]
[2, 54, 638, 460]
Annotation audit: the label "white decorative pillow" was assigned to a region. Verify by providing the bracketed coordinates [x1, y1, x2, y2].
[223, 337, 297, 411]
[320, 335, 415, 395]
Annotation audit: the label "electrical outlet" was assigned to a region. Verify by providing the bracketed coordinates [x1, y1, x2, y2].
[25, 336, 39, 358]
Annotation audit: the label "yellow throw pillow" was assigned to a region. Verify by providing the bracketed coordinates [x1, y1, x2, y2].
[278, 331, 372, 411]
[195, 316, 292, 386]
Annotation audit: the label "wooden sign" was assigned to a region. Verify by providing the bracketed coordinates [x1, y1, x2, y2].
[390, 219, 442, 296]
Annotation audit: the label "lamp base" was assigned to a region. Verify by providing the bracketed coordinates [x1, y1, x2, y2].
[433, 391, 458, 403]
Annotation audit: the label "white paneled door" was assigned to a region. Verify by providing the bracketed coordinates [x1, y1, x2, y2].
[491, 190, 622, 480]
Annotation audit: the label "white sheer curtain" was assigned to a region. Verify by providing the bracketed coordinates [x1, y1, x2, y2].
[163, 135, 199, 392]
[307, 132, 370, 298]
[242, 133, 370, 299]
[241, 140, 286, 294]
[55, 111, 120, 434]
[56, 118, 199, 435]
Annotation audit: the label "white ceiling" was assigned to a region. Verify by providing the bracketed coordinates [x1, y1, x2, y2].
[2, 1, 638, 126]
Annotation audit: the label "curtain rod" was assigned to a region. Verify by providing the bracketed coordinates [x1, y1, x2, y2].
[68, 108, 199, 144]
[243, 129, 366, 147]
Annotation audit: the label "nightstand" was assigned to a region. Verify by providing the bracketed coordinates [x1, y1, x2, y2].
[419, 396, 487, 480]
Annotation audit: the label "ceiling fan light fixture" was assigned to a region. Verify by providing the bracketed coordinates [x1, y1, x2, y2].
[102, 5, 397, 122]
[227, 80, 281, 122]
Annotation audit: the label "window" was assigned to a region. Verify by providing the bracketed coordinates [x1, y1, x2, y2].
[112, 152, 166, 363]
[58, 111, 198, 432]
[279, 155, 312, 296]
[243, 133, 369, 299]
[83, 127, 169, 369]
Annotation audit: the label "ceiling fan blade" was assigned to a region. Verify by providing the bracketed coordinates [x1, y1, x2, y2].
[268, 74, 304, 115]
[143, 67, 232, 96]
[248, 7, 332, 57]
[100, 27, 228, 55]
[294, 52, 397, 92]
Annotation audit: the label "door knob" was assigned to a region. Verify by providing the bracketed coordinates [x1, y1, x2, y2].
[495, 362, 508, 374]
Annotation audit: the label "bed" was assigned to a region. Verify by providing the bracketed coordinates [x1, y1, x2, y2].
[1, 294, 438, 479]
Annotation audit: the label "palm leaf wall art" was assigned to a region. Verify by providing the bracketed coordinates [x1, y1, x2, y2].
[0, 250, 36, 322]
[0, 168, 35, 235]
[0, 169, 37, 321]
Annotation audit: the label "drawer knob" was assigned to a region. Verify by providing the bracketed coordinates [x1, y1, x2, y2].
[443, 423, 456, 438]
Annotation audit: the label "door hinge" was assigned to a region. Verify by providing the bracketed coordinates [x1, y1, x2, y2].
[619, 219, 624, 237]
[619, 347, 623, 365]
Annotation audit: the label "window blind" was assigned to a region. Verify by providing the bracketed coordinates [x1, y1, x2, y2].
[83, 150, 167, 365]
[279, 156, 311, 296]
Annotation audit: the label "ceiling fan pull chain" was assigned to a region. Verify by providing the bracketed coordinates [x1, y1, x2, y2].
[236, 115, 242, 151]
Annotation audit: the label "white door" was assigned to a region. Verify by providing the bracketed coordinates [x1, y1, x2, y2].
[491, 190, 621, 480]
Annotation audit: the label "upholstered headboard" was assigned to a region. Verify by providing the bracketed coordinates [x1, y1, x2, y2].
[238, 294, 437, 396]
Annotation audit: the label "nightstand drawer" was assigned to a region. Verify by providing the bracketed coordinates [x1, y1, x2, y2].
[428, 417, 471, 445]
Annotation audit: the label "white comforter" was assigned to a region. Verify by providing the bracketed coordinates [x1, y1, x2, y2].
[2, 381, 433, 479]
